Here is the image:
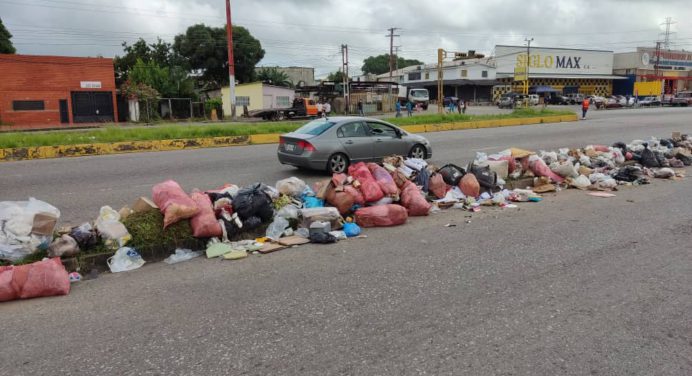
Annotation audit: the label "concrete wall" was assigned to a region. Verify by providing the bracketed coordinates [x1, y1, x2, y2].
[222, 82, 295, 115]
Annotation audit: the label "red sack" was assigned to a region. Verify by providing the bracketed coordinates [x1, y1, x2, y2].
[190, 190, 223, 238]
[367, 163, 399, 196]
[348, 162, 384, 203]
[593, 145, 610, 152]
[326, 186, 355, 215]
[400, 181, 431, 216]
[459, 173, 480, 198]
[344, 185, 365, 205]
[529, 157, 564, 183]
[152, 180, 199, 228]
[429, 173, 448, 199]
[0, 257, 70, 302]
[332, 173, 348, 186]
[495, 156, 517, 174]
[355, 204, 408, 228]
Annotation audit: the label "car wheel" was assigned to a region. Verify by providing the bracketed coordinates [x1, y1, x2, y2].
[327, 153, 349, 174]
[409, 144, 427, 159]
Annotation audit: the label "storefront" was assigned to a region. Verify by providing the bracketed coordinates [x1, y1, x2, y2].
[492, 45, 620, 101]
[0, 54, 118, 128]
[613, 47, 692, 96]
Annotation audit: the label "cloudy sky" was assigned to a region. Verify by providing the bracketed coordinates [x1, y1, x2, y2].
[1, 0, 690, 77]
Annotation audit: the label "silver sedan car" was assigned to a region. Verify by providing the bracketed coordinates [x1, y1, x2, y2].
[277, 116, 432, 173]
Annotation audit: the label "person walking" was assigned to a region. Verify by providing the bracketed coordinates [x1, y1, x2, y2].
[581, 97, 590, 119]
[462, 99, 467, 114]
[316, 101, 323, 117]
[406, 101, 413, 117]
[395, 101, 402, 117]
[357, 100, 364, 116]
[324, 101, 331, 117]
[457, 98, 463, 114]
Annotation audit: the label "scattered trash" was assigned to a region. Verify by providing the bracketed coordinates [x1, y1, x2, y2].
[309, 231, 338, 244]
[266, 216, 290, 241]
[152, 180, 199, 228]
[48, 234, 79, 258]
[444, 223, 457, 227]
[588, 192, 616, 198]
[0, 257, 70, 302]
[342, 221, 362, 237]
[68, 272, 82, 283]
[223, 250, 248, 260]
[107, 247, 145, 273]
[164, 248, 202, 264]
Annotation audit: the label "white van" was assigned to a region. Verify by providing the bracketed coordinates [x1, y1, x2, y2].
[528, 94, 539, 106]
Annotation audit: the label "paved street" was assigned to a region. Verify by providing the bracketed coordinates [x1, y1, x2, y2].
[1, 106, 692, 375]
[0, 106, 690, 225]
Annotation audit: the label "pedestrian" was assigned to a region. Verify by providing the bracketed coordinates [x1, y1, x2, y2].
[581, 97, 590, 119]
[406, 101, 413, 117]
[357, 100, 364, 116]
[448, 99, 455, 113]
[316, 101, 323, 117]
[395, 101, 402, 118]
[457, 99, 463, 114]
[462, 100, 467, 114]
[324, 101, 331, 117]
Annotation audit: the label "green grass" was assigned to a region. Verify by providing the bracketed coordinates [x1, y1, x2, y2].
[0, 109, 573, 149]
[386, 108, 573, 126]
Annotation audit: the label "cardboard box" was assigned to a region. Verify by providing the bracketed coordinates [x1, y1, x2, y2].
[132, 197, 158, 213]
[32, 213, 58, 236]
[504, 177, 535, 190]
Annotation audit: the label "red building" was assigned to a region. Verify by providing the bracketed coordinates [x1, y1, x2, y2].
[0, 54, 118, 128]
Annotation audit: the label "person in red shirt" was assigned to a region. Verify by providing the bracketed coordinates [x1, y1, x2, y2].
[581, 98, 590, 119]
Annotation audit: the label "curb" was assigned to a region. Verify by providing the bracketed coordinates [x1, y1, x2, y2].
[0, 115, 577, 162]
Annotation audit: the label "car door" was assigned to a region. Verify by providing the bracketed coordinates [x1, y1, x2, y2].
[336, 121, 373, 162]
[366, 121, 407, 158]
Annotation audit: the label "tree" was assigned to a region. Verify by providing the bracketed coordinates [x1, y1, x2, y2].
[326, 71, 346, 82]
[128, 58, 173, 97]
[257, 67, 292, 87]
[114, 38, 176, 83]
[0, 18, 16, 54]
[361, 54, 423, 75]
[173, 24, 264, 87]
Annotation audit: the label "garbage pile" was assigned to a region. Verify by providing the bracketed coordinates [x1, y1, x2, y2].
[1, 132, 690, 302]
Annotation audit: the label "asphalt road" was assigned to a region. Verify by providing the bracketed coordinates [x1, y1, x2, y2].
[1, 107, 691, 375]
[1, 106, 690, 225]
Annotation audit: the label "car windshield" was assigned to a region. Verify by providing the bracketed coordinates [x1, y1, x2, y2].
[294, 119, 336, 136]
[411, 90, 427, 98]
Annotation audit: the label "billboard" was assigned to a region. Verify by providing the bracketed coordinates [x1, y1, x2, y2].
[634, 81, 662, 96]
[638, 48, 692, 71]
[495, 45, 614, 76]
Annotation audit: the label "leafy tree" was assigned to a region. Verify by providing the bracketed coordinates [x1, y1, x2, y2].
[257, 67, 292, 87]
[361, 54, 423, 75]
[326, 71, 346, 82]
[0, 18, 16, 54]
[173, 24, 264, 87]
[114, 38, 177, 83]
[128, 58, 174, 97]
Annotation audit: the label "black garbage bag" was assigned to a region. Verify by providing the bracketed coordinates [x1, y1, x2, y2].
[659, 139, 674, 149]
[221, 217, 241, 239]
[438, 164, 466, 186]
[676, 152, 692, 166]
[233, 183, 273, 220]
[612, 142, 627, 153]
[69, 223, 99, 249]
[467, 162, 497, 190]
[613, 166, 643, 182]
[640, 144, 660, 168]
[414, 167, 430, 193]
[207, 192, 233, 203]
[654, 151, 669, 167]
[309, 231, 337, 244]
[242, 216, 263, 230]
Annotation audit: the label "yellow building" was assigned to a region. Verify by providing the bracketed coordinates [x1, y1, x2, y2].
[221, 82, 295, 116]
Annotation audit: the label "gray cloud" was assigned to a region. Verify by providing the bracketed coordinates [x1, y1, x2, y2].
[1, 0, 689, 77]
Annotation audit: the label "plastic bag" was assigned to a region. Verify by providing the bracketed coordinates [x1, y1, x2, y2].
[152, 180, 199, 228]
[266, 216, 290, 241]
[429, 173, 448, 199]
[96, 216, 131, 250]
[300, 207, 342, 230]
[438, 164, 465, 186]
[309, 231, 338, 244]
[0, 257, 70, 302]
[164, 248, 202, 264]
[551, 161, 579, 178]
[569, 175, 592, 189]
[654, 168, 675, 179]
[342, 222, 361, 237]
[233, 183, 274, 221]
[303, 196, 324, 208]
[190, 190, 223, 238]
[467, 162, 497, 189]
[348, 162, 384, 203]
[277, 204, 300, 219]
[69, 223, 98, 249]
[275, 177, 307, 197]
[528, 155, 564, 183]
[48, 234, 80, 258]
[459, 173, 480, 198]
[400, 181, 431, 216]
[367, 163, 399, 196]
[355, 204, 408, 228]
[107, 247, 145, 273]
[640, 144, 660, 168]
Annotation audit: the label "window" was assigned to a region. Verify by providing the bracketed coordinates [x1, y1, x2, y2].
[482, 70, 488, 78]
[294, 119, 335, 136]
[236, 96, 250, 106]
[276, 96, 290, 107]
[367, 122, 398, 138]
[337, 121, 369, 138]
[13, 100, 45, 111]
[461, 69, 468, 77]
[408, 72, 421, 81]
[424, 72, 430, 80]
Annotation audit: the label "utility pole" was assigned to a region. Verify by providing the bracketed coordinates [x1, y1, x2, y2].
[524, 37, 533, 102]
[660, 17, 676, 50]
[341, 44, 350, 113]
[225, 0, 236, 120]
[437, 48, 445, 114]
[386, 27, 400, 78]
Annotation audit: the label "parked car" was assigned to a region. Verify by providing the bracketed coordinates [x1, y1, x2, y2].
[564, 93, 585, 104]
[546, 95, 569, 105]
[672, 91, 692, 106]
[639, 96, 661, 107]
[528, 94, 539, 106]
[277, 117, 432, 173]
[605, 97, 623, 109]
[587, 95, 606, 109]
[497, 93, 528, 108]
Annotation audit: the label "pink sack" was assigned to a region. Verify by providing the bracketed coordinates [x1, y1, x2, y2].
[152, 180, 199, 228]
[459, 173, 480, 198]
[344, 185, 365, 206]
[1, 257, 70, 302]
[367, 163, 399, 196]
[495, 155, 517, 174]
[428, 173, 448, 199]
[400, 181, 431, 216]
[593, 145, 610, 152]
[190, 190, 223, 238]
[355, 204, 408, 227]
[348, 162, 384, 203]
[529, 157, 564, 183]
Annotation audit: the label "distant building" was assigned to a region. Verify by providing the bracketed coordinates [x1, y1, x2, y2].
[255, 66, 315, 87]
[221, 82, 295, 115]
[614, 47, 692, 96]
[0, 54, 118, 128]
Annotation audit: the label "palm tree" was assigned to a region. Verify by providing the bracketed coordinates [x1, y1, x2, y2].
[257, 67, 292, 88]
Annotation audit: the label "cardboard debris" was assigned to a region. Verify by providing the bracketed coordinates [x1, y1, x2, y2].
[258, 243, 287, 254]
[532, 184, 556, 193]
[132, 197, 158, 213]
[223, 250, 248, 260]
[278, 236, 311, 246]
[510, 148, 535, 159]
[32, 213, 58, 236]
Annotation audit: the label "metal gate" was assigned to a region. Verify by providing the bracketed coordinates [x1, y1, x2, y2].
[71, 91, 114, 123]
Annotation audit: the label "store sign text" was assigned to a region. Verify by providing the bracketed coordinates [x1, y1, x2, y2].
[516, 54, 590, 70]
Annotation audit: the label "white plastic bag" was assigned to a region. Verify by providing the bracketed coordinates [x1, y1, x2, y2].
[95, 206, 131, 249]
[266, 216, 290, 241]
[275, 177, 307, 197]
[277, 204, 300, 219]
[107, 247, 145, 273]
[570, 175, 592, 189]
[164, 248, 202, 264]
